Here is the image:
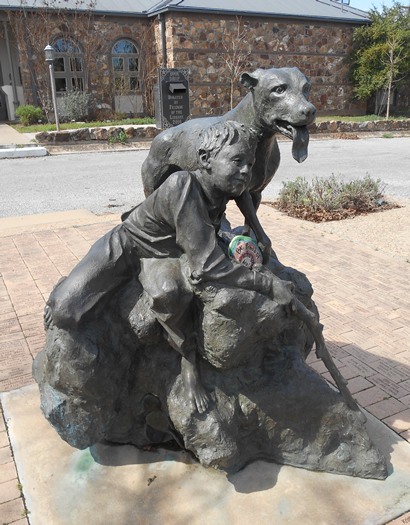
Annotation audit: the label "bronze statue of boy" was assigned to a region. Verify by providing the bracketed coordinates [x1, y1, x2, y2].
[44, 121, 294, 413]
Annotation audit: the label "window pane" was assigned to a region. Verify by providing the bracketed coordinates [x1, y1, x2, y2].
[112, 39, 137, 54]
[54, 38, 80, 53]
[72, 78, 84, 91]
[55, 78, 67, 92]
[130, 77, 139, 90]
[53, 58, 65, 72]
[70, 58, 83, 72]
[112, 57, 124, 72]
[114, 77, 126, 91]
[128, 58, 138, 72]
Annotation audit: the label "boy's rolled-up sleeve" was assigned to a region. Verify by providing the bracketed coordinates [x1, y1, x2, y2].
[172, 174, 272, 296]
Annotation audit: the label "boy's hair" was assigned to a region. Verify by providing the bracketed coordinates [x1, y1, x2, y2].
[198, 121, 258, 159]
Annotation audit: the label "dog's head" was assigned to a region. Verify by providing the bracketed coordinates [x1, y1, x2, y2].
[241, 67, 316, 163]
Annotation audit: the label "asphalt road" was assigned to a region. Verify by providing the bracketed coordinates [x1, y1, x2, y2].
[0, 136, 409, 218]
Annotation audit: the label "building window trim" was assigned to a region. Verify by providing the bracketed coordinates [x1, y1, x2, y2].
[52, 37, 84, 94]
[111, 38, 140, 93]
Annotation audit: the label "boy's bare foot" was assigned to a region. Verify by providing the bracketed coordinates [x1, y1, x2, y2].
[181, 355, 209, 414]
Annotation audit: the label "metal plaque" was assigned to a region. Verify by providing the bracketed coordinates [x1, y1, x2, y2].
[157, 67, 190, 129]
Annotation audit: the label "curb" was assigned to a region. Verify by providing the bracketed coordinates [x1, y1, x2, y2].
[0, 144, 48, 159]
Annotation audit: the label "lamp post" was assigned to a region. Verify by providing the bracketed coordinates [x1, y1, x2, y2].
[44, 44, 60, 131]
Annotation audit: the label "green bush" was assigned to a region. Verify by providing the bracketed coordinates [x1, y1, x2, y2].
[107, 129, 128, 145]
[275, 174, 390, 221]
[60, 90, 94, 122]
[15, 105, 44, 126]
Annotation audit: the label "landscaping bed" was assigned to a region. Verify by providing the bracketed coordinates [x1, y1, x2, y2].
[267, 175, 400, 222]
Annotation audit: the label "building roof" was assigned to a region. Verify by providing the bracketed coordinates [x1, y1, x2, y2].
[0, 0, 154, 16]
[0, 0, 370, 23]
[147, 0, 370, 23]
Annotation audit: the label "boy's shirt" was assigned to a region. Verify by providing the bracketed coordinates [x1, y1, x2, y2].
[123, 171, 271, 294]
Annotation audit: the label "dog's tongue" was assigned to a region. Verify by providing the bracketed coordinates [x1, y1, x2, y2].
[291, 125, 309, 163]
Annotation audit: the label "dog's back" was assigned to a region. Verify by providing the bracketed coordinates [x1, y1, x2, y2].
[141, 67, 315, 198]
[141, 116, 222, 196]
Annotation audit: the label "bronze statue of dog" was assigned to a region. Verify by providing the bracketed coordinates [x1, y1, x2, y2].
[140, 67, 316, 261]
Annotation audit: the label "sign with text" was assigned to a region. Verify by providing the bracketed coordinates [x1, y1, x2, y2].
[157, 68, 190, 129]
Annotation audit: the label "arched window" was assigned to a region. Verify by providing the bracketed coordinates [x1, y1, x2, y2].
[52, 37, 84, 92]
[111, 39, 140, 92]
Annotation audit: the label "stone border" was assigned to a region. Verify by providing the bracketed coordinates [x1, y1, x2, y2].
[34, 120, 410, 145]
[35, 125, 160, 145]
[310, 119, 410, 134]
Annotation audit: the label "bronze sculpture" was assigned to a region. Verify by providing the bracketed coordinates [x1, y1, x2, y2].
[34, 69, 387, 480]
[141, 67, 316, 262]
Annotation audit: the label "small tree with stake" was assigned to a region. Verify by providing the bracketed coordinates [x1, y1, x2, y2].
[349, 2, 410, 118]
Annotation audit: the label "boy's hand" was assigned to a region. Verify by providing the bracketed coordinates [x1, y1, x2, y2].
[271, 278, 295, 306]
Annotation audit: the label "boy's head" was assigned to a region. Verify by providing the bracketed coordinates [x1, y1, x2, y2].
[198, 121, 258, 161]
[197, 121, 259, 198]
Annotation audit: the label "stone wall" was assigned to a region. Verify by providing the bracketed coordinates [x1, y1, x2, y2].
[35, 124, 160, 144]
[11, 9, 366, 119]
[162, 13, 366, 117]
[312, 119, 410, 134]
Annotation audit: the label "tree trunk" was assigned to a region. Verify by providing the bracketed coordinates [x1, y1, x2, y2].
[386, 48, 394, 120]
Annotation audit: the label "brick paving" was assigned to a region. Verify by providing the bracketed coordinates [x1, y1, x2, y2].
[0, 204, 409, 524]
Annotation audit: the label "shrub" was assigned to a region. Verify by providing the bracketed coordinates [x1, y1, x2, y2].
[274, 174, 393, 221]
[15, 105, 44, 126]
[60, 90, 94, 122]
[107, 129, 128, 145]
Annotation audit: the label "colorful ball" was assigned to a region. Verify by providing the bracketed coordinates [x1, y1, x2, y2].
[228, 235, 263, 269]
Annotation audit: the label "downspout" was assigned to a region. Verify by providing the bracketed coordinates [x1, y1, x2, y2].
[159, 13, 167, 67]
[3, 21, 19, 112]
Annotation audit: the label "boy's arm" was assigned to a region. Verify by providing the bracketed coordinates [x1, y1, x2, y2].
[171, 174, 273, 296]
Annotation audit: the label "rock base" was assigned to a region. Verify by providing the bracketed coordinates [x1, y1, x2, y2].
[33, 257, 387, 479]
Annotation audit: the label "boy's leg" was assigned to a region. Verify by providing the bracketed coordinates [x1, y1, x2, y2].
[47, 225, 134, 329]
[139, 258, 209, 413]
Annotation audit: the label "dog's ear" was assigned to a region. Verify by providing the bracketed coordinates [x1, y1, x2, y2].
[240, 72, 259, 90]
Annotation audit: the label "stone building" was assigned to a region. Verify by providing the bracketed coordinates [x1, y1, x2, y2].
[0, 0, 371, 121]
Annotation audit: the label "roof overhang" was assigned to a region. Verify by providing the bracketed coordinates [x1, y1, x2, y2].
[148, 7, 370, 24]
[0, 0, 371, 24]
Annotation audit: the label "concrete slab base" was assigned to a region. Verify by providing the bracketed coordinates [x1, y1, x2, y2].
[0, 145, 48, 159]
[2, 385, 410, 525]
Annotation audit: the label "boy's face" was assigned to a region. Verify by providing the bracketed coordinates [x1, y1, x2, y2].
[206, 141, 255, 198]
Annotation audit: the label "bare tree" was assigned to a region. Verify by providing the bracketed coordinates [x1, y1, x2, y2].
[219, 17, 252, 110]
[8, 0, 108, 121]
[138, 20, 158, 117]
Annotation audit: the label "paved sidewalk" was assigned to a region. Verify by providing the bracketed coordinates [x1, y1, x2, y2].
[0, 204, 409, 524]
[0, 124, 46, 159]
[0, 124, 35, 145]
